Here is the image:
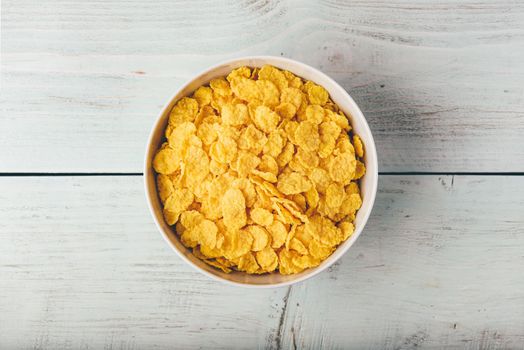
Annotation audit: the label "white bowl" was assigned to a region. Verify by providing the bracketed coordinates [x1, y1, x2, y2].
[144, 56, 378, 288]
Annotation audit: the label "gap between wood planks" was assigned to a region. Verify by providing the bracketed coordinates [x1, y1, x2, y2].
[0, 172, 523, 177]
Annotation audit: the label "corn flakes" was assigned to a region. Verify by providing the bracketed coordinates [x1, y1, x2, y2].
[153, 64, 365, 275]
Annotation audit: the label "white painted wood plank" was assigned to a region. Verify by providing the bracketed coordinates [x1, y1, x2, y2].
[1, 0, 524, 172]
[1, 175, 523, 349]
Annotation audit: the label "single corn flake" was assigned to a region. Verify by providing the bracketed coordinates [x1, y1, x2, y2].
[305, 81, 329, 106]
[296, 147, 320, 170]
[353, 135, 364, 158]
[295, 121, 320, 152]
[275, 102, 297, 119]
[227, 66, 251, 82]
[250, 207, 274, 227]
[230, 77, 262, 102]
[221, 229, 253, 260]
[236, 252, 260, 274]
[238, 124, 267, 154]
[233, 151, 261, 178]
[221, 188, 247, 231]
[163, 189, 194, 225]
[222, 103, 249, 126]
[193, 86, 213, 106]
[258, 65, 288, 92]
[267, 220, 287, 249]
[328, 152, 356, 185]
[263, 131, 286, 159]
[277, 172, 312, 195]
[253, 105, 280, 133]
[210, 137, 237, 164]
[256, 79, 280, 107]
[277, 142, 295, 168]
[308, 240, 334, 260]
[305, 105, 325, 124]
[194, 219, 218, 249]
[245, 225, 270, 251]
[168, 97, 199, 133]
[278, 249, 302, 274]
[157, 174, 174, 204]
[210, 78, 232, 97]
[354, 160, 366, 179]
[325, 183, 345, 209]
[258, 154, 279, 176]
[280, 87, 303, 109]
[256, 246, 278, 272]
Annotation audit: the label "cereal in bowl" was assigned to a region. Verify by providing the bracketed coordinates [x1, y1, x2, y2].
[153, 65, 365, 275]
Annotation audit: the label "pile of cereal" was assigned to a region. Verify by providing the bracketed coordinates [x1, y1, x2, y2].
[153, 65, 365, 274]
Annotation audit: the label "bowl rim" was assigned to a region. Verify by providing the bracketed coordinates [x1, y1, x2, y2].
[144, 55, 378, 288]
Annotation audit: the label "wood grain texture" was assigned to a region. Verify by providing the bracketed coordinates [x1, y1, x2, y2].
[1, 0, 524, 172]
[1, 175, 523, 349]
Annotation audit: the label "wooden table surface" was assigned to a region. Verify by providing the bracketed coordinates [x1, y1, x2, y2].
[1, 1, 523, 349]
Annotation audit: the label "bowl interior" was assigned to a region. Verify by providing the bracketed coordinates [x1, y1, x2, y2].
[145, 57, 378, 287]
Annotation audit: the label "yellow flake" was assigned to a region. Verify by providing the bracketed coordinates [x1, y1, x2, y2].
[305, 105, 325, 124]
[221, 229, 253, 260]
[238, 124, 268, 154]
[156, 174, 174, 204]
[253, 105, 281, 133]
[280, 87, 303, 109]
[230, 77, 262, 102]
[308, 240, 334, 260]
[277, 142, 295, 168]
[277, 172, 312, 195]
[255, 246, 278, 272]
[258, 65, 288, 92]
[275, 102, 297, 119]
[295, 147, 320, 170]
[210, 137, 237, 164]
[292, 254, 321, 269]
[353, 135, 364, 158]
[328, 153, 356, 185]
[295, 121, 320, 152]
[197, 122, 218, 146]
[267, 220, 287, 249]
[305, 81, 329, 105]
[339, 221, 355, 241]
[221, 188, 247, 231]
[163, 189, 194, 225]
[221, 103, 249, 127]
[354, 160, 366, 179]
[289, 238, 309, 255]
[210, 78, 232, 97]
[226, 66, 251, 82]
[153, 147, 180, 175]
[236, 252, 260, 274]
[250, 207, 274, 227]
[232, 178, 257, 208]
[167, 97, 199, 135]
[325, 183, 345, 209]
[263, 131, 286, 158]
[204, 259, 232, 273]
[193, 86, 213, 107]
[233, 151, 261, 178]
[256, 79, 280, 107]
[245, 225, 270, 251]
[278, 249, 302, 275]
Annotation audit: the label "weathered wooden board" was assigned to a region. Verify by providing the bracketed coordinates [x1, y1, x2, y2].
[1, 175, 522, 349]
[1, 0, 524, 173]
